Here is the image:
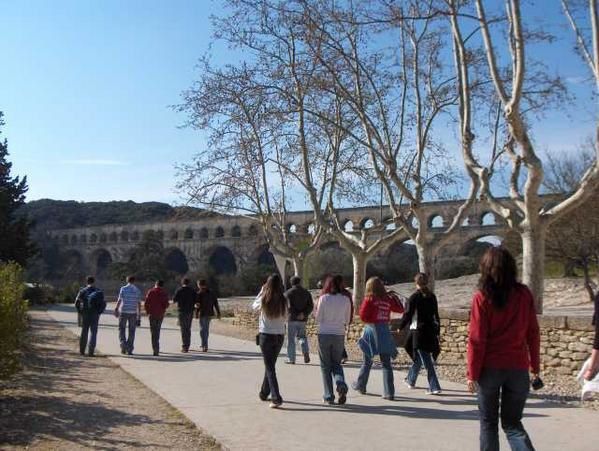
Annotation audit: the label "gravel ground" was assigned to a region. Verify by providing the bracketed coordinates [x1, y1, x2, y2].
[0, 309, 220, 450]
[211, 318, 599, 411]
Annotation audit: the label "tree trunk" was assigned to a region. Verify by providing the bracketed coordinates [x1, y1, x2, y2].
[580, 257, 596, 303]
[272, 252, 290, 288]
[292, 255, 305, 281]
[521, 226, 546, 314]
[352, 253, 368, 310]
[415, 241, 436, 292]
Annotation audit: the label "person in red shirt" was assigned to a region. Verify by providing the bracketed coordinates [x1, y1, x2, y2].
[352, 277, 404, 400]
[467, 247, 540, 451]
[144, 280, 171, 356]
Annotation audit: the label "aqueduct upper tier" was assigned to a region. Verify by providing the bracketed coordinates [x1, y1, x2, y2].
[49, 197, 533, 278]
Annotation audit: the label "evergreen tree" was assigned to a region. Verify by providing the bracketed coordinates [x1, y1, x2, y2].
[0, 112, 35, 265]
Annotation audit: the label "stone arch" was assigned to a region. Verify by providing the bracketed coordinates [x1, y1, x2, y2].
[199, 227, 209, 239]
[248, 225, 258, 236]
[287, 223, 298, 234]
[109, 231, 118, 243]
[215, 226, 225, 238]
[343, 220, 354, 232]
[184, 228, 194, 239]
[208, 246, 237, 275]
[252, 244, 277, 269]
[360, 217, 375, 229]
[92, 248, 113, 276]
[169, 229, 179, 240]
[307, 222, 316, 235]
[90, 233, 98, 244]
[99, 233, 107, 244]
[80, 234, 87, 244]
[231, 225, 242, 237]
[164, 247, 189, 275]
[70, 235, 78, 245]
[120, 230, 129, 242]
[62, 234, 69, 245]
[481, 211, 497, 226]
[428, 214, 444, 228]
[63, 249, 85, 279]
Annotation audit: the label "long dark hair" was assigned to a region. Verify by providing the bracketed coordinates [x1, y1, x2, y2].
[478, 247, 518, 309]
[414, 272, 432, 296]
[261, 273, 287, 319]
[322, 274, 343, 295]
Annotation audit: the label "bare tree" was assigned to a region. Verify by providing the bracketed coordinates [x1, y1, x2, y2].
[449, 0, 599, 312]
[176, 61, 323, 280]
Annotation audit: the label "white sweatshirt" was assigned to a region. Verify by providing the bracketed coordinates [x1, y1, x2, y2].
[315, 293, 351, 335]
[252, 295, 286, 335]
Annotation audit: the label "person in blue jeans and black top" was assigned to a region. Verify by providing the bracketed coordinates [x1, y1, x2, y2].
[315, 275, 352, 405]
[195, 279, 220, 352]
[399, 272, 442, 395]
[173, 278, 197, 352]
[75, 275, 105, 357]
[284, 276, 313, 364]
[253, 273, 287, 408]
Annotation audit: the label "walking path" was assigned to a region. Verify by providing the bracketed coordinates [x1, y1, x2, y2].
[47, 304, 598, 451]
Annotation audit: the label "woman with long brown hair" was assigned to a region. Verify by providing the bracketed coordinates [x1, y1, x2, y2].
[252, 273, 287, 408]
[467, 247, 540, 450]
[353, 277, 404, 400]
[399, 272, 442, 395]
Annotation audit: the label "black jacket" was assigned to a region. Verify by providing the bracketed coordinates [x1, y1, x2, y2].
[284, 285, 314, 322]
[196, 289, 220, 318]
[399, 290, 441, 356]
[173, 285, 196, 314]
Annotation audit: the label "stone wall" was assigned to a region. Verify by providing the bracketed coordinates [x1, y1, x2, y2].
[233, 307, 596, 375]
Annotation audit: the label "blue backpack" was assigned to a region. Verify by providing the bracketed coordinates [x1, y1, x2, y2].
[85, 288, 106, 314]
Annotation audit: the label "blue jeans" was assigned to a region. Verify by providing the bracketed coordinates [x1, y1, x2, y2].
[318, 334, 347, 401]
[80, 310, 99, 355]
[407, 349, 441, 392]
[478, 368, 535, 451]
[355, 353, 394, 398]
[199, 316, 212, 349]
[259, 333, 284, 403]
[287, 321, 309, 362]
[118, 313, 137, 353]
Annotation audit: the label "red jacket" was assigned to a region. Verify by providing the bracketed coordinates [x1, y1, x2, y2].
[359, 293, 404, 323]
[467, 284, 540, 381]
[144, 287, 170, 318]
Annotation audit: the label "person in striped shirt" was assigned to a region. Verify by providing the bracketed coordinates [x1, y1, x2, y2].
[114, 275, 142, 355]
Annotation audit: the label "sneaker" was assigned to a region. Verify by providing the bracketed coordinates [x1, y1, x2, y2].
[284, 359, 295, 364]
[337, 384, 348, 405]
[341, 358, 348, 364]
[404, 380, 415, 389]
[303, 353, 310, 364]
[181, 347, 189, 353]
[351, 381, 366, 394]
[426, 389, 442, 395]
[269, 399, 283, 408]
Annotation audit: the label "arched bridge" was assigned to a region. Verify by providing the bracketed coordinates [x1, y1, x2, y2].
[49, 199, 519, 279]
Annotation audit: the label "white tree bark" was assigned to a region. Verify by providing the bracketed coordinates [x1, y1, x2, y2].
[521, 225, 547, 314]
[352, 253, 368, 310]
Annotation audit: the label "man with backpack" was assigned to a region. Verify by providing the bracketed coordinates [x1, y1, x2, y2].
[74, 275, 106, 357]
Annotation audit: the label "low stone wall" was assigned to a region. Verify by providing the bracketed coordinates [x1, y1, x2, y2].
[233, 307, 596, 376]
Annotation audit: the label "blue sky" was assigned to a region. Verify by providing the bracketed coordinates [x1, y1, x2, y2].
[0, 0, 596, 206]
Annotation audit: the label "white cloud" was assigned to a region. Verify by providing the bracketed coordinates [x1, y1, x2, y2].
[62, 159, 129, 166]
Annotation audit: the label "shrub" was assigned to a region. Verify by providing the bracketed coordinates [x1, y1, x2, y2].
[0, 262, 28, 379]
[23, 283, 58, 305]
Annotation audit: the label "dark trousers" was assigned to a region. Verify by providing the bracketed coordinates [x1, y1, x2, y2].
[478, 368, 535, 451]
[79, 311, 99, 355]
[179, 312, 193, 350]
[199, 316, 212, 349]
[149, 316, 164, 353]
[118, 313, 137, 353]
[259, 333, 284, 403]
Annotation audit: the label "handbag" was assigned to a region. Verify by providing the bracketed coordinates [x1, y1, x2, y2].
[255, 333, 261, 346]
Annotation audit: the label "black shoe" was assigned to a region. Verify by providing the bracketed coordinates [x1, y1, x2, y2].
[323, 398, 335, 405]
[383, 395, 395, 401]
[337, 384, 348, 405]
[153, 351, 159, 356]
[127, 351, 133, 355]
[303, 353, 310, 364]
[80, 350, 85, 356]
[120, 348, 126, 355]
[259, 392, 269, 401]
[181, 347, 189, 353]
[88, 352, 95, 357]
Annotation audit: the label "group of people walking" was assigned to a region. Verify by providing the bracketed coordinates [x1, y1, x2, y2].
[75, 246, 554, 451]
[253, 271, 442, 407]
[75, 276, 220, 358]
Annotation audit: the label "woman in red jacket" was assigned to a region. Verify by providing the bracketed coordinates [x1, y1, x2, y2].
[467, 247, 540, 451]
[352, 277, 404, 400]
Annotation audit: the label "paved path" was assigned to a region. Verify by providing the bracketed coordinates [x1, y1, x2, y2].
[47, 304, 598, 451]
